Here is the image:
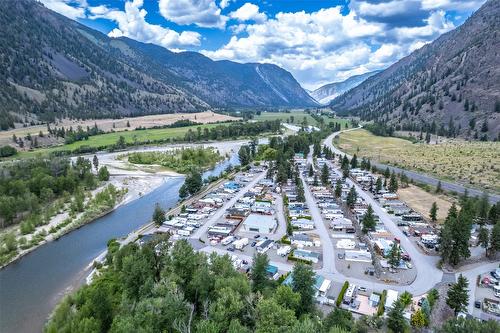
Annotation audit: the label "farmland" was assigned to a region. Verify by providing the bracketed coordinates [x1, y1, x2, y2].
[336, 129, 500, 192]
[14, 123, 224, 158]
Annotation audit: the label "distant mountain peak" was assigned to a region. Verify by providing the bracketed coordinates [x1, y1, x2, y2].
[309, 71, 381, 105]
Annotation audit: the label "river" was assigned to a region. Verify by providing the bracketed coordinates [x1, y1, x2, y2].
[0, 153, 240, 333]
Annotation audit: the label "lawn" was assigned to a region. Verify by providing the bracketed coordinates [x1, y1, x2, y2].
[398, 185, 456, 224]
[255, 111, 350, 128]
[336, 129, 500, 192]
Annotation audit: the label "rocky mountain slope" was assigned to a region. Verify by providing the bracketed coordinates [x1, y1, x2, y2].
[310, 71, 380, 105]
[330, 0, 500, 140]
[0, 0, 316, 130]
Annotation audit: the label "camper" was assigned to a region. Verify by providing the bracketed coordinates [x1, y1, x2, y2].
[221, 236, 235, 246]
[177, 229, 191, 237]
[233, 238, 249, 250]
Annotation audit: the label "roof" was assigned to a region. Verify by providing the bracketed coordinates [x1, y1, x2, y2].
[266, 265, 278, 275]
[292, 233, 312, 242]
[294, 249, 320, 259]
[243, 214, 276, 229]
[385, 290, 399, 308]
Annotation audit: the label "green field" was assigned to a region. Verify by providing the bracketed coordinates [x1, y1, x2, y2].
[336, 129, 500, 192]
[16, 123, 223, 158]
[255, 111, 350, 128]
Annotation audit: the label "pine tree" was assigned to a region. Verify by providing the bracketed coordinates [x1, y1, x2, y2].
[375, 177, 383, 193]
[335, 181, 342, 198]
[308, 164, 314, 177]
[346, 186, 357, 208]
[388, 243, 401, 269]
[387, 299, 408, 333]
[478, 226, 489, 256]
[436, 181, 442, 193]
[321, 163, 330, 186]
[350, 154, 358, 169]
[362, 205, 376, 233]
[389, 173, 399, 192]
[446, 274, 469, 315]
[251, 253, 269, 293]
[429, 202, 438, 223]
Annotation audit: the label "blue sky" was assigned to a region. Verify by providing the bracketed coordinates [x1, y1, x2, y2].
[41, 0, 486, 89]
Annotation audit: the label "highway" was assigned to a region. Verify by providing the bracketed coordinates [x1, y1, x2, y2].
[323, 128, 500, 204]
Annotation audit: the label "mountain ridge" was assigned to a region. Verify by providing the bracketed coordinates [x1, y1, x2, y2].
[330, 0, 500, 140]
[0, 0, 316, 130]
[310, 71, 381, 105]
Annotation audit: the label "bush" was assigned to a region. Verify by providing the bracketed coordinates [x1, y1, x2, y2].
[378, 290, 387, 316]
[280, 235, 291, 244]
[336, 281, 350, 306]
[0, 145, 17, 157]
[287, 254, 312, 265]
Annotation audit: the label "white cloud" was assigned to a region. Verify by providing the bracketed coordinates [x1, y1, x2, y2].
[158, 0, 227, 29]
[89, 0, 201, 48]
[356, 0, 418, 17]
[39, 0, 87, 19]
[421, 0, 486, 11]
[201, 3, 465, 89]
[219, 0, 232, 9]
[229, 3, 266, 22]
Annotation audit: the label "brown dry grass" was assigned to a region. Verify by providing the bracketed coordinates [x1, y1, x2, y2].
[397, 185, 456, 223]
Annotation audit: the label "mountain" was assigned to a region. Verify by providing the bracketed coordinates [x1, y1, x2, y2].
[330, 0, 500, 140]
[310, 71, 380, 105]
[0, 0, 316, 130]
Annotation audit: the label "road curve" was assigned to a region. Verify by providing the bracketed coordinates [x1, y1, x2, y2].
[323, 128, 499, 204]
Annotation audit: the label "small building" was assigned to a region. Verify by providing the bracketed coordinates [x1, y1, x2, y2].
[256, 239, 274, 254]
[241, 214, 277, 233]
[293, 249, 320, 263]
[369, 293, 381, 307]
[252, 200, 273, 214]
[224, 181, 240, 191]
[291, 218, 315, 230]
[291, 233, 320, 247]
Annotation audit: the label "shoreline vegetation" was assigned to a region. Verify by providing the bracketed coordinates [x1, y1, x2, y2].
[0, 147, 229, 269]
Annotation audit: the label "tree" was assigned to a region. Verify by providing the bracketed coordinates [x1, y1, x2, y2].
[362, 205, 376, 233]
[255, 298, 297, 333]
[389, 173, 399, 192]
[152, 203, 165, 226]
[98, 166, 110, 181]
[387, 299, 408, 333]
[238, 146, 251, 166]
[446, 274, 469, 315]
[439, 204, 472, 266]
[291, 263, 316, 316]
[334, 180, 342, 198]
[375, 177, 383, 193]
[93, 155, 99, 171]
[322, 308, 354, 332]
[126, 120, 130, 127]
[388, 243, 401, 269]
[399, 291, 413, 308]
[411, 309, 427, 329]
[384, 167, 391, 178]
[350, 154, 358, 169]
[437, 317, 500, 333]
[251, 253, 269, 293]
[489, 222, 500, 257]
[313, 175, 319, 186]
[346, 186, 357, 208]
[427, 288, 440, 309]
[429, 202, 438, 223]
[308, 164, 314, 177]
[321, 163, 330, 186]
[179, 184, 188, 199]
[478, 226, 489, 252]
[184, 171, 203, 195]
[436, 181, 442, 193]
[273, 285, 300, 313]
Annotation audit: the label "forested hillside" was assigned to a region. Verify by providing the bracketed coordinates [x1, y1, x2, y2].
[331, 0, 500, 140]
[0, 0, 316, 130]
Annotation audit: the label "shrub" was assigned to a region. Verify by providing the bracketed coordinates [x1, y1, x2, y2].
[336, 281, 350, 306]
[377, 290, 387, 316]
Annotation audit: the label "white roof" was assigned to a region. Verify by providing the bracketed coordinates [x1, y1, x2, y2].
[385, 290, 399, 308]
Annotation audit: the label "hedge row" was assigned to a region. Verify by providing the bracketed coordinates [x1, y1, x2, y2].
[336, 281, 350, 307]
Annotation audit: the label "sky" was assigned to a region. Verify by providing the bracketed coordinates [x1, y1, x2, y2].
[40, 0, 487, 90]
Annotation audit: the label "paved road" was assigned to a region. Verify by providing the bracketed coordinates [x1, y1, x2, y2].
[459, 261, 500, 315]
[190, 172, 266, 239]
[324, 128, 500, 204]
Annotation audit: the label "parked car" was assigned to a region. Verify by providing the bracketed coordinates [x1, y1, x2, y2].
[475, 301, 481, 309]
[418, 298, 425, 306]
[358, 286, 367, 292]
[254, 234, 261, 239]
[491, 271, 500, 280]
[337, 253, 345, 259]
[251, 241, 257, 247]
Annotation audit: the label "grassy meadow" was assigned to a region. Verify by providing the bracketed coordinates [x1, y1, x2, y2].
[15, 123, 223, 158]
[336, 129, 500, 192]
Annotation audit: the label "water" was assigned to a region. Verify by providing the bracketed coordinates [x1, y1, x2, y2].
[0, 155, 239, 333]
